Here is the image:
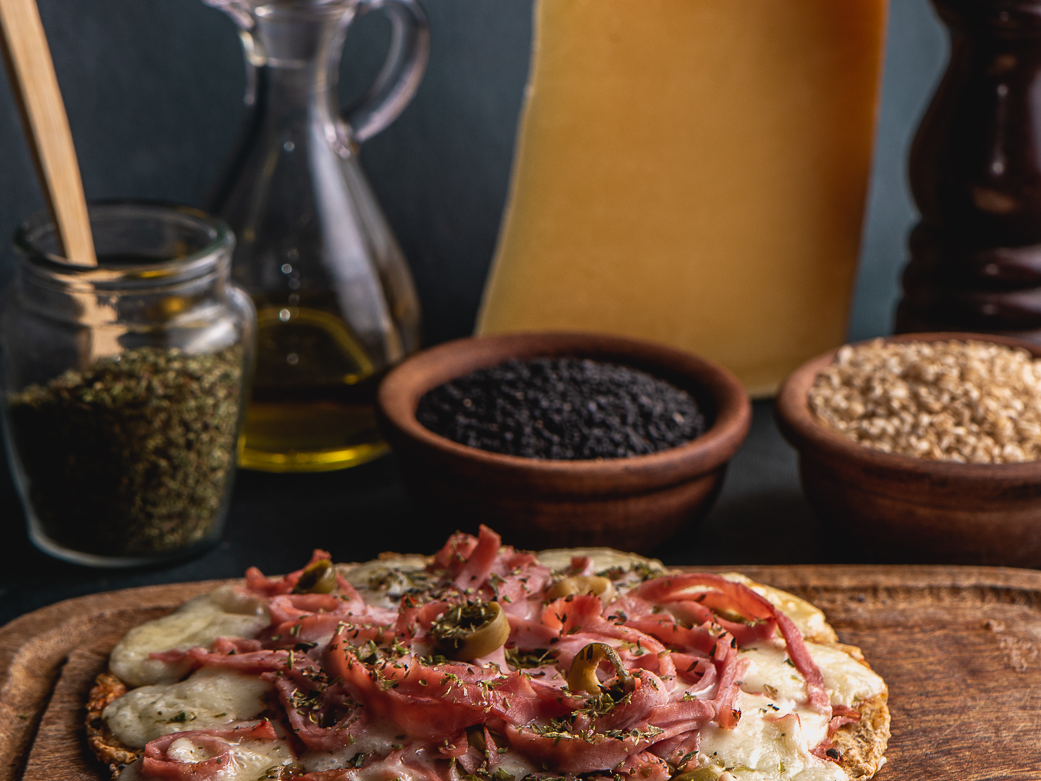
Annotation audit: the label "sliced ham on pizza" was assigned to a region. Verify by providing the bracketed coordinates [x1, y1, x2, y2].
[88, 527, 889, 781]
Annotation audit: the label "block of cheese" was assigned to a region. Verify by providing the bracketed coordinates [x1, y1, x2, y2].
[477, 0, 888, 396]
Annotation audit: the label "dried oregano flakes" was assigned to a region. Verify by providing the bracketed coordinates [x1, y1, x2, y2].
[6, 345, 244, 557]
[809, 339, 1041, 464]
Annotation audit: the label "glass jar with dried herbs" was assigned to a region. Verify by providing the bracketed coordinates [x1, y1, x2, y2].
[0, 203, 256, 567]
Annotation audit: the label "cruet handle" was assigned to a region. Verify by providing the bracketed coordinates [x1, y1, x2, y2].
[342, 0, 430, 144]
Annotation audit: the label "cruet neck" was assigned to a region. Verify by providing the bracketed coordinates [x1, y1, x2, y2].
[206, 0, 354, 28]
[213, 0, 355, 75]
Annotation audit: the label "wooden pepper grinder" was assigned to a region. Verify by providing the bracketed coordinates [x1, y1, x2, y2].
[896, 0, 1041, 338]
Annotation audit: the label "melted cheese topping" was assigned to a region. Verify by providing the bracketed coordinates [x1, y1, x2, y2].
[340, 555, 434, 609]
[210, 738, 295, 779]
[740, 643, 819, 709]
[104, 668, 271, 748]
[537, 547, 666, 592]
[123, 737, 293, 781]
[532, 545, 662, 578]
[696, 640, 885, 781]
[117, 739, 294, 781]
[536, 547, 664, 574]
[296, 717, 405, 771]
[808, 642, 886, 708]
[699, 691, 840, 781]
[110, 587, 269, 687]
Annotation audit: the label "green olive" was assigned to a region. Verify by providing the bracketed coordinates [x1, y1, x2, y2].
[567, 642, 632, 695]
[466, 725, 487, 752]
[715, 607, 747, 624]
[547, 575, 616, 604]
[670, 768, 722, 781]
[293, 559, 337, 594]
[431, 601, 511, 661]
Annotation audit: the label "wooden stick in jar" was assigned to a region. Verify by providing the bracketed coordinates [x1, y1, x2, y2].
[0, 0, 96, 266]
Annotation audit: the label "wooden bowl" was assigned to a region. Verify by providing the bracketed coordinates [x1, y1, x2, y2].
[776, 332, 1041, 566]
[376, 332, 751, 553]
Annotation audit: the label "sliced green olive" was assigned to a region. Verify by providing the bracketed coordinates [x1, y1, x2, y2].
[715, 607, 748, 624]
[547, 575, 616, 604]
[670, 768, 722, 781]
[567, 642, 632, 695]
[293, 559, 337, 594]
[431, 601, 511, 661]
[466, 725, 487, 752]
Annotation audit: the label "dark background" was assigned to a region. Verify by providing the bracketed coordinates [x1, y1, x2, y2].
[0, 0, 948, 343]
[0, 1, 951, 623]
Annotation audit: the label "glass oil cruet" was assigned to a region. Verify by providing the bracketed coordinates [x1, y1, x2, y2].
[203, 0, 427, 471]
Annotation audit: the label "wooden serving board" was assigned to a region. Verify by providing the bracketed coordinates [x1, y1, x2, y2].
[2, 565, 1041, 781]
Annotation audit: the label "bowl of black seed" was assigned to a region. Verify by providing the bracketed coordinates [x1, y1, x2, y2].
[376, 332, 751, 552]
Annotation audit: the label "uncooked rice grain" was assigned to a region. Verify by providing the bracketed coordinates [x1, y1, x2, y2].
[808, 339, 1041, 463]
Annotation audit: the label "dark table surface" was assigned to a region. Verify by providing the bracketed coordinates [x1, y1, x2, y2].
[0, 400, 838, 628]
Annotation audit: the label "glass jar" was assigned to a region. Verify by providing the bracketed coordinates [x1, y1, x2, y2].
[0, 203, 256, 567]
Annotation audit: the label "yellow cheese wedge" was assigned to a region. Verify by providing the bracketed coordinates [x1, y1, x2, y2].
[477, 0, 888, 396]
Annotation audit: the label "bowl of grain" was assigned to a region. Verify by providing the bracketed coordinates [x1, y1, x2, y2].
[377, 332, 751, 553]
[776, 332, 1041, 566]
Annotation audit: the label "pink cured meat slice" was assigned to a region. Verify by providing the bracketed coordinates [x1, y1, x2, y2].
[245, 550, 334, 597]
[504, 724, 634, 775]
[141, 722, 280, 779]
[638, 573, 831, 715]
[325, 643, 523, 740]
[450, 525, 503, 591]
[270, 673, 370, 752]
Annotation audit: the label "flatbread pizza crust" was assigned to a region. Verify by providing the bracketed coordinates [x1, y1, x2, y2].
[87, 673, 139, 775]
[832, 691, 889, 780]
[87, 542, 890, 781]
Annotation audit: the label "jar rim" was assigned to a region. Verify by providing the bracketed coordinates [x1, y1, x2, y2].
[13, 201, 235, 287]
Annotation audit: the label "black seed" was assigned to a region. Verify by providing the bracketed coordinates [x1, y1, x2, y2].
[415, 357, 706, 460]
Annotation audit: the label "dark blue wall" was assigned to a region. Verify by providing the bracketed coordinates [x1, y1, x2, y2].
[0, 0, 945, 344]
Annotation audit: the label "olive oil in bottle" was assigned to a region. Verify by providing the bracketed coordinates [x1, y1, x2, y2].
[240, 305, 389, 472]
[205, 0, 426, 471]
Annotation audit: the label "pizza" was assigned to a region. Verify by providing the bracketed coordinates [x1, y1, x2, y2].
[88, 526, 890, 781]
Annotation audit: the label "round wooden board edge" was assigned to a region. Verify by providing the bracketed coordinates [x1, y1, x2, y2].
[2, 563, 1041, 781]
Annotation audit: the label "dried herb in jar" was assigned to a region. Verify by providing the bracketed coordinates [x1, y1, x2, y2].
[6, 345, 244, 557]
